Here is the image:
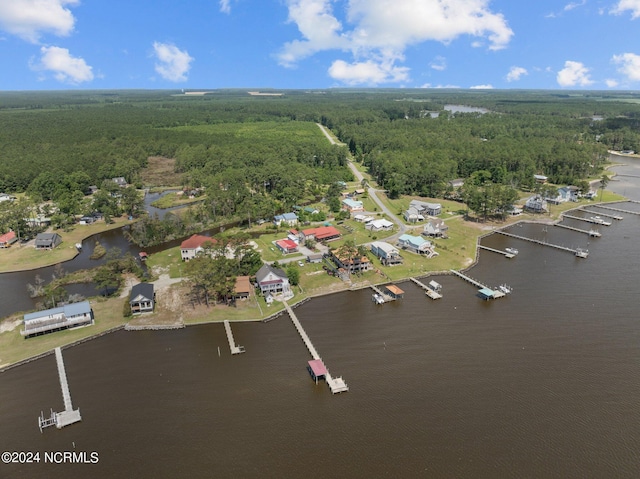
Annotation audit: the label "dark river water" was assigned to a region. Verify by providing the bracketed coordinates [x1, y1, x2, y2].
[1, 158, 640, 478]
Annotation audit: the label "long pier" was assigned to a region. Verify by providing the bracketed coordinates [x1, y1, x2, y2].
[449, 270, 505, 299]
[39, 347, 82, 431]
[409, 277, 442, 299]
[562, 214, 611, 226]
[554, 223, 601, 237]
[223, 320, 245, 355]
[283, 302, 348, 394]
[581, 209, 623, 220]
[477, 244, 516, 258]
[495, 230, 581, 255]
[592, 204, 640, 216]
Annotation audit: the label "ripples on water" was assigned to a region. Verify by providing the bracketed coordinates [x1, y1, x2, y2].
[1, 161, 640, 478]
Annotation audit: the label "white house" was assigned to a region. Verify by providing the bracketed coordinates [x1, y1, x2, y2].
[370, 241, 402, 265]
[397, 234, 438, 257]
[422, 218, 448, 238]
[524, 195, 548, 213]
[180, 234, 217, 261]
[341, 198, 364, 213]
[365, 218, 394, 232]
[256, 264, 291, 297]
[404, 200, 441, 223]
[273, 212, 299, 227]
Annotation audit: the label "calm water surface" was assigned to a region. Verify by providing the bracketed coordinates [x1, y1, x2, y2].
[1, 159, 640, 478]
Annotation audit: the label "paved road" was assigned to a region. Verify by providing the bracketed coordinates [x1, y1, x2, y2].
[316, 123, 407, 239]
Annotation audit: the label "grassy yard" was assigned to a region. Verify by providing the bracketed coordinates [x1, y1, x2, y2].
[0, 216, 132, 273]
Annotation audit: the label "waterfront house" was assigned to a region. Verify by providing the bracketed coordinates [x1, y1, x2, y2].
[365, 218, 394, 232]
[330, 245, 372, 274]
[255, 264, 291, 296]
[300, 226, 341, 243]
[22, 301, 94, 338]
[397, 234, 437, 257]
[35, 232, 62, 250]
[341, 198, 364, 213]
[130, 283, 155, 314]
[233, 276, 252, 300]
[423, 218, 448, 238]
[524, 195, 548, 213]
[0, 231, 18, 248]
[273, 212, 299, 227]
[180, 234, 217, 261]
[370, 242, 403, 265]
[275, 239, 298, 254]
[404, 200, 441, 223]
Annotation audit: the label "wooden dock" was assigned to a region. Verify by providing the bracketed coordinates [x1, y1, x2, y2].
[449, 270, 505, 299]
[581, 209, 623, 220]
[591, 204, 640, 216]
[562, 214, 611, 226]
[370, 285, 395, 303]
[283, 302, 348, 394]
[495, 230, 582, 256]
[554, 223, 601, 237]
[409, 277, 442, 299]
[223, 320, 245, 355]
[477, 244, 516, 258]
[40, 347, 82, 431]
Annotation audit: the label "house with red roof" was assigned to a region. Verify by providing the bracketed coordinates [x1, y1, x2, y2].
[300, 226, 341, 243]
[0, 231, 17, 248]
[180, 234, 217, 261]
[275, 239, 298, 254]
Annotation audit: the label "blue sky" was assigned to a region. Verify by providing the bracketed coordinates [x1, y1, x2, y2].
[1, 0, 640, 90]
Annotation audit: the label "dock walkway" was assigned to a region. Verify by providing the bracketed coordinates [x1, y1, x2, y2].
[562, 214, 611, 226]
[449, 270, 505, 299]
[223, 320, 245, 355]
[39, 347, 82, 431]
[581, 209, 623, 220]
[283, 302, 348, 394]
[477, 244, 515, 258]
[409, 277, 442, 299]
[592, 204, 640, 216]
[554, 223, 601, 237]
[369, 285, 395, 303]
[495, 230, 580, 255]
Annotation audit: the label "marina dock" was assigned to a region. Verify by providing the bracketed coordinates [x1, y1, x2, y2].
[477, 244, 516, 258]
[562, 214, 611, 226]
[39, 347, 82, 432]
[283, 302, 348, 394]
[223, 320, 245, 355]
[554, 223, 601, 237]
[409, 277, 443, 299]
[581, 209, 623, 220]
[495, 230, 586, 257]
[449, 270, 506, 299]
[591, 204, 640, 216]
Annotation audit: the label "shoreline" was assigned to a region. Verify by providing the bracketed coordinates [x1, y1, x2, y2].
[0, 199, 630, 371]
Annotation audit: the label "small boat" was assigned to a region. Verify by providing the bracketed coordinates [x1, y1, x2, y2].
[75, 243, 82, 250]
[372, 293, 385, 304]
[505, 247, 518, 255]
[575, 248, 589, 258]
[498, 284, 512, 294]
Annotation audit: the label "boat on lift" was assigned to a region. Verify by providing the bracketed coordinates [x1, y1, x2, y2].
[505, 247, 519, 255]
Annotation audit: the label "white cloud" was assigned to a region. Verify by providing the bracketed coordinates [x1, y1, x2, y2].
[430, 56, 446, 71]
[152, 42, 193, 82]
[557, 60, 593, 87]
[506, 66, 528, 82]
[420, 83, 460, 89]
[564, 0, 586, 12]
[278, 0, 513, 85]
[606, 78, 619, 87]
[328, 58, 409, 85]
[219, 0, 235, 14]
[612, 52, 640, 81]
[0, 0, 78, 43]
[32, 45, 93, 84]
[470, 84, 493, 89]
[611, 0, 640, 18]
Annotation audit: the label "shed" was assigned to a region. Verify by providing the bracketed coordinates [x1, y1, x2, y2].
[385, 284, 405, 299]
[307, 359, 328, 383]
[35, 233, 62, 250]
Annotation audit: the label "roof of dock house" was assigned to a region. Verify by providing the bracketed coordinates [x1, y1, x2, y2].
[385, 284, 405, 296]
[478, 287, 495, 299]
[308, 359, 327, 377]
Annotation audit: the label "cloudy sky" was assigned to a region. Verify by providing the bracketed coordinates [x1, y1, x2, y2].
[1, 0, 640, 90]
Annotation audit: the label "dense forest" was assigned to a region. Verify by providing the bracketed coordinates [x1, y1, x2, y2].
[1, 89, 639, 230]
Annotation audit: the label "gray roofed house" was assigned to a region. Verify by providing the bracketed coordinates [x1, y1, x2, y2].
[35, 232, 62, 249]
[255, 264, 291, 297]
[129, 283, 155, 314]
